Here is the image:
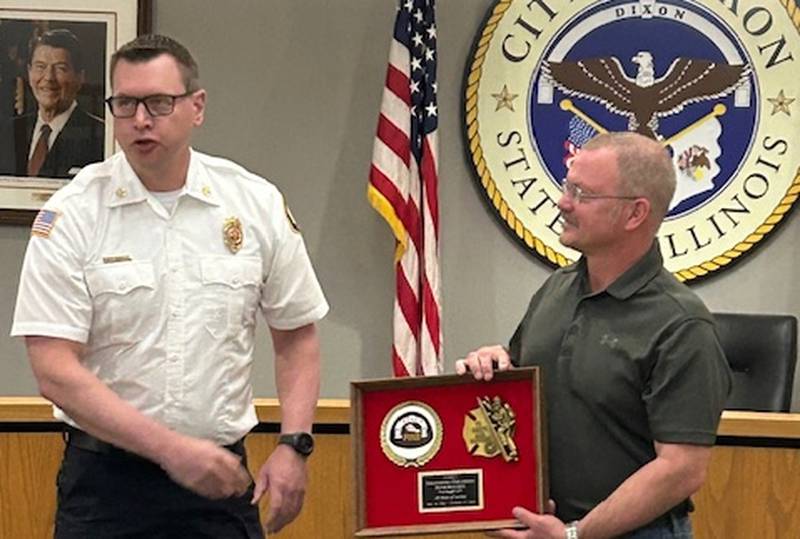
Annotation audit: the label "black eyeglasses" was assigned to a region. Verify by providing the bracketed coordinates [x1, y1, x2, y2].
[105, 91, 195, 118]
[561, 179, 641, 204]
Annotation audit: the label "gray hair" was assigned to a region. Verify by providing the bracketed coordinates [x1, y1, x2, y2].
[583, 132, 676, 220]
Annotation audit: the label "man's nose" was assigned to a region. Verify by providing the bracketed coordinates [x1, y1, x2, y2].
[132, 102, 153, 128]
[557, 192, 572, 212]
[42, 65, 57, 82]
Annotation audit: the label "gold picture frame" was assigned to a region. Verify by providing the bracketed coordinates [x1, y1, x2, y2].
[0, 0, 151, 225]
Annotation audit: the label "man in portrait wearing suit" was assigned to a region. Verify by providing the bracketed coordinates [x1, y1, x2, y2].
[1, 28, 104, 178]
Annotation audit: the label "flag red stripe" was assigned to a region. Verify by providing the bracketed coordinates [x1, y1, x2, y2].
[369, 164, 406, 211]
[392, 346, 410, 377]
[402, 197, 422, 254]
[396, 264, 420, 339]
[421, 137, 439, 235]
[386, 64, 411, 106]
[376, 115, 410, 166]
[422, 277, 441, 352]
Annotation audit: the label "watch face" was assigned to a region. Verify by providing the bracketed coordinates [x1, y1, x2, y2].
[296, 433, 314, 455]
[282, 432, 314, 456]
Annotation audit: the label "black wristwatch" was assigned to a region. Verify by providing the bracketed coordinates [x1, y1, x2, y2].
[278, 432, 314, 457]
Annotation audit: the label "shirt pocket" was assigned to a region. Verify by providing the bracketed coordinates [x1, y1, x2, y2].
[200, 256, 262, 339]
[85, 261, 156, 344]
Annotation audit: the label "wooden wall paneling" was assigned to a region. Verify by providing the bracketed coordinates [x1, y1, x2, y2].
[0, 433, 62, 539]
[692, 446, 800, 539]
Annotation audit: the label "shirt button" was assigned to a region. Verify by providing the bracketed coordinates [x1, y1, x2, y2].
[118, 281, 128, 290]
[232, 277, 240, 286]
[171, 311, 179, 318]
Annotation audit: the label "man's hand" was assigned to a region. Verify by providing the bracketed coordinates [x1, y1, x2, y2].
[159, 436, 251, 500]
[487, 505, 568, 539]
[251, 443, 308, 534]
[455, 345, 512, 381]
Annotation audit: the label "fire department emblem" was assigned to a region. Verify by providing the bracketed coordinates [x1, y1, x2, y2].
[223, 217, 243, 254]
[464, 0, 800, 282]
[380, 401, 443, 467]
[463, 396, 519, 462]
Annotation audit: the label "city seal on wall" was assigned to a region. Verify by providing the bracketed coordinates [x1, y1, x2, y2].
[463, 0, 800, 282]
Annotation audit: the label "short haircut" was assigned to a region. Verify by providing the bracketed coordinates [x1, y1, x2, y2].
[110, 34, 200, 92]
[583, 132, 676, 219]
[30, 29, 83, 72]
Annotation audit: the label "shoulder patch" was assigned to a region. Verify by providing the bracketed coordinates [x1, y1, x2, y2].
[31, 209, 60, 238]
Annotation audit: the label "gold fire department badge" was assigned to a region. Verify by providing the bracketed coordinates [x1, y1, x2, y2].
[463, 396, 519, 462]
[223, 217, 243, 254]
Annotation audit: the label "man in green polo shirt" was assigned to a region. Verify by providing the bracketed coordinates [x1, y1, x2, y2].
[456, 132, 731, 539]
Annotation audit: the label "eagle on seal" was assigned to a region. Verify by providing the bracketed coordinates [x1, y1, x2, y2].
[542, 52, 750, 139]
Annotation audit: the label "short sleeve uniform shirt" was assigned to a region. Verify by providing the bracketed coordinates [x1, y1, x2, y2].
[12, 150, 329, 445]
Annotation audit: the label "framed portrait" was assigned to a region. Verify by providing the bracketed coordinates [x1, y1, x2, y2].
[0, 0, 151, 225]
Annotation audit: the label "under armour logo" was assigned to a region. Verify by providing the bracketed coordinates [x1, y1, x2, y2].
[600, 334, 619, 348]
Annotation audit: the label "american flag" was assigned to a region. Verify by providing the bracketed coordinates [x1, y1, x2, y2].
[563, 115, 598, 168]
[368, 0, 441, 376]
[31, 209, 59, 238]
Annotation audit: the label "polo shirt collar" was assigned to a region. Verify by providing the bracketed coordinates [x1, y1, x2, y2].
[106, 149, 221, 207]
[605, 242, 663, 300]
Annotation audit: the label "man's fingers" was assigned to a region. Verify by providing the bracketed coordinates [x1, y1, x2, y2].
[251, 473, 267, 505]
[235, 465, 252, 497]
[511, 506, 536, 526]
[455, 359, 468, 375]
[266, 490, 290, 534]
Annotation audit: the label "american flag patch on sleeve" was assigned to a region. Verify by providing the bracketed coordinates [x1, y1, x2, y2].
[31, 209, 59, 238]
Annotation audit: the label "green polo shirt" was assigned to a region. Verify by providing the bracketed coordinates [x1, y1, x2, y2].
[509, 243, 731, 523]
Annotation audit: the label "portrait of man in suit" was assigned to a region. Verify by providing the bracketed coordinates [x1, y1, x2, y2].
[1, 28, 104, 179]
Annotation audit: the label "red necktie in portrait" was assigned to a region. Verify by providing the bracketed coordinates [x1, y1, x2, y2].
[27, 124, 52, 176]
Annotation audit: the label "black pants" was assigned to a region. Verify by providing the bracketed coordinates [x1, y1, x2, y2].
[54, 437, 263, 539]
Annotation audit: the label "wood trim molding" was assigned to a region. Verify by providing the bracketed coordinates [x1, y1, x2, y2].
[717, 410, 800, 439]
[1, 398, 798, 438]
[0, 396, 351, 424]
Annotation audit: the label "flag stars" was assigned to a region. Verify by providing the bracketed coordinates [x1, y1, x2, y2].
[425, 48, 435, 61]
[414, 9, 424, 23]
[425, 102, 438, 117]
[404, 0, 413, 10]
[411, 57, 422, 72]
[426, 25, 437, 39]
[412, 32, 424, 48]
[410, 80, 420, 94]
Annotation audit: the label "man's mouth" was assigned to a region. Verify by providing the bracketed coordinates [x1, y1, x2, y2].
[133, 139, 158, 151]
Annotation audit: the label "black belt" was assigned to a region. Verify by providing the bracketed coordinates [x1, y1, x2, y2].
[63, 426, 245, 459]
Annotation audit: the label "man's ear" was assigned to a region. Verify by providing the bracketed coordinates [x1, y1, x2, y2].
[191, 89, 207, 127]
[624, 197, 651, 231]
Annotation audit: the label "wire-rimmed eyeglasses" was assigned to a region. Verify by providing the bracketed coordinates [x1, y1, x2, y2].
[105, 91, 195, 118]
[561, 179, 641, 204]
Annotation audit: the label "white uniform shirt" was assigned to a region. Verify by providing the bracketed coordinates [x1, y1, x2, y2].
[12, 150, 329, 445]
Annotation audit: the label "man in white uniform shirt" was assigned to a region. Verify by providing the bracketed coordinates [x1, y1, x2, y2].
[11, 34, 328, 538]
